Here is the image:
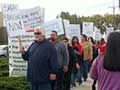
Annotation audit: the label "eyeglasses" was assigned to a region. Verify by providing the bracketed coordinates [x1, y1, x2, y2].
[34, 32, 42, 35]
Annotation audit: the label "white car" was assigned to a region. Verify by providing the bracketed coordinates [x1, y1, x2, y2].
[0, 45, 8, 58]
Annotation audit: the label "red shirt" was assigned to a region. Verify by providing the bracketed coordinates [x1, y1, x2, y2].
[77, 44, 83, 55]
[98, 43, 106, 54]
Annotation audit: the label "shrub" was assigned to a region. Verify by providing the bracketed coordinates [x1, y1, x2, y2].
[0, 58, 29, 90]
[0, 77, 29, 90]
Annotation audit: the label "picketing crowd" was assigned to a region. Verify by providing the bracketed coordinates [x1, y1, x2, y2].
[19, 27, 120, 90]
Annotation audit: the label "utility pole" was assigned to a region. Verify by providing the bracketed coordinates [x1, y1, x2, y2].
[109, 0, 119, 15]
[108, 0, 120, 30]
[119, 0, 120, 9]
[109, 0, 114, 15]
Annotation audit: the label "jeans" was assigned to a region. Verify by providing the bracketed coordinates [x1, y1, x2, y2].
[71, 72, 78, 86]
[29, 82, 51, 90]
[77, 64, 83, 84]
[82, 60, 90, 81]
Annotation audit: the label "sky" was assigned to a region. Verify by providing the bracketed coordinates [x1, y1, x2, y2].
[0, 0, 120, 22]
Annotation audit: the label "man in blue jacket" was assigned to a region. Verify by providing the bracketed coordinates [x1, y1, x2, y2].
[19, 27, 58, 90]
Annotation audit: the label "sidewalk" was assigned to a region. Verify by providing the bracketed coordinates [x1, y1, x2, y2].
[71, 77, 93, 90]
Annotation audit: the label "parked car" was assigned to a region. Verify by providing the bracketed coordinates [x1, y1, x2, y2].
[0, 45, 8, 58]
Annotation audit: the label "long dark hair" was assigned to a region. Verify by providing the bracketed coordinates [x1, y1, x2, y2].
[82, 34, 88, 41]
[72, 36, 79, 46]
[104, 32, 120, 71]
[89, 36, 95, 44]
[99, 38, 105, 45]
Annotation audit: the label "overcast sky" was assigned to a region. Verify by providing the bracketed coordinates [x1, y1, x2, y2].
[0, 0, 119, 21]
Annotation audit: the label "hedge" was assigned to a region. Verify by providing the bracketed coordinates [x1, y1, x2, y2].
[0, 77, 29, 90]
[0, 58, 29, 90]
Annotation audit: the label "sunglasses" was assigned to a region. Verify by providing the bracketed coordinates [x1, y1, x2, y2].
[34, 32, 42, 35]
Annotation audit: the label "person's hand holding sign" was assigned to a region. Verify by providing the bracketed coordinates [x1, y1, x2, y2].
[18, 36, 25, 54]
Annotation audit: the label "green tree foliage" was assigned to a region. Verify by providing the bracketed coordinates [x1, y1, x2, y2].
[59, 12, 120, 33]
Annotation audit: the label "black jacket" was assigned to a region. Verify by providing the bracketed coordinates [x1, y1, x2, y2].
[67, 45, 78, 71]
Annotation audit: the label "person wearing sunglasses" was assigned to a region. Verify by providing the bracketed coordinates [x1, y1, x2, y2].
[19, 27, 58, 90]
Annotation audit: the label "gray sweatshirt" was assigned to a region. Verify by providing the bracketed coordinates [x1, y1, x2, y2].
[54, 41, 69, 68]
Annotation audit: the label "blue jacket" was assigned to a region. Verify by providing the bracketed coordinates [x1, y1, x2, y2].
[22, 40, 58, 84]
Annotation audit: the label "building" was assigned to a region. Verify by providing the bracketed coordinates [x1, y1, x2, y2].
[0, 12, 8, 45]
[0, 12, 3, 27]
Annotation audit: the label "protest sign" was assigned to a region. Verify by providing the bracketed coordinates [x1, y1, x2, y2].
[5, 6, 44, 37]
[65, 24, 81, 41]
[83, 22, 94, 37]
[63, 19, 70, 38]
[94, 28, 102, 41]
[2, 5, 44, 77]
[1, 3, 18, 27]
[106, 27, 114, 39]
[43, 18, 64, 38]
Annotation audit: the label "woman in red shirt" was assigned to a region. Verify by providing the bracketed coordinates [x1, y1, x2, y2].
[71, 36, 83, 86]
[98, 38, 106, 54]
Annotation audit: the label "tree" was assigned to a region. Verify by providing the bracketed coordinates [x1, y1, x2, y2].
[59, 11, 120, 33]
